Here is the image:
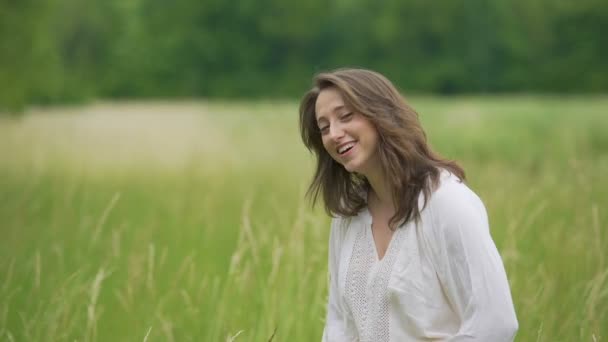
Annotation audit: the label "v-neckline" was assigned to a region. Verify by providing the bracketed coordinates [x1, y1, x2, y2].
[363, 207, 396, 263]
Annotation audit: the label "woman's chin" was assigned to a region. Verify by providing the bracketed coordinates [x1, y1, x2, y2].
[343, 162, 360, 174]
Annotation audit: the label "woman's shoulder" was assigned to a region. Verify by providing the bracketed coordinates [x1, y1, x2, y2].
[429, 169, 474, 199]
[330, 206, 370, 237]
[330, 208, 366, 229]
[328, 211, 366, 250]
[425, 170, 486, 221]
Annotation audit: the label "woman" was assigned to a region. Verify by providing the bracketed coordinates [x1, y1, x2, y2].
[299, 68, 518, 341]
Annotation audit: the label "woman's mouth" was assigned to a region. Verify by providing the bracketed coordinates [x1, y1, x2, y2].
[337, 142, 356, 155]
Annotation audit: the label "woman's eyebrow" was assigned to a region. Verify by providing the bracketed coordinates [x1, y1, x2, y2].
[332, 105, 345, 112]
[316, 104, 347, 125]
[318, 105, 345, 118]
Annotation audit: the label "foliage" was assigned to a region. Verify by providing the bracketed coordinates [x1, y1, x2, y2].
[0, 0, 607, 110]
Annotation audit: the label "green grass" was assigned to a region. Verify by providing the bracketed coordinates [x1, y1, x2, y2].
[0, 97, 607, 341]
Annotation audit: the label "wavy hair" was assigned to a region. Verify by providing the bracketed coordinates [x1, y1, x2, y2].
[299, 68, 465, 228]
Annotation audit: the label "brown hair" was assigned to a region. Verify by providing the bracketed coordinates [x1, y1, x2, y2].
[299, 68, 465, 228]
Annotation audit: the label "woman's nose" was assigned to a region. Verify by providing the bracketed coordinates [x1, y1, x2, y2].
[329, 122, 345, 140]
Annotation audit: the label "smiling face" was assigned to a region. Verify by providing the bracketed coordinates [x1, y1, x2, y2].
[315, 87, 380, 176]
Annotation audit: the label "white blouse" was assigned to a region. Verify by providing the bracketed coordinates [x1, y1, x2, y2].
[322, 172, 518, 341]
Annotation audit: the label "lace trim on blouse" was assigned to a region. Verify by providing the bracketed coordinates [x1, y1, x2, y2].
[344, 213, 406, 342]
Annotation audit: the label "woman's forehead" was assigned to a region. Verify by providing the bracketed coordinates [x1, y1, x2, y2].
[315, 88, 347, 120]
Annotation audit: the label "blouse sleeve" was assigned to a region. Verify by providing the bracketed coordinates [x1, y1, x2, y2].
[322, 217, 358, 342]
[425, 182, 519, 341]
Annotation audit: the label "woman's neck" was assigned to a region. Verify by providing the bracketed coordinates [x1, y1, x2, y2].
[366, 169, 393, 210]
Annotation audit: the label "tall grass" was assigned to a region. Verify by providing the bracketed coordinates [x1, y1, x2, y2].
[0, 97, 607, 341]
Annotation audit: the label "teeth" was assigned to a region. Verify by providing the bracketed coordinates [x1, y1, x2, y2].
[338, 142, 355, 154]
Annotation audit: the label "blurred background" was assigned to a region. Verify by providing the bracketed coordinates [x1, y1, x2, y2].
[0, 1, 607, 341]
[1, 0, 608, 111]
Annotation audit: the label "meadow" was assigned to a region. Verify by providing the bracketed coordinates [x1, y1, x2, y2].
[0, 96, 607, 341]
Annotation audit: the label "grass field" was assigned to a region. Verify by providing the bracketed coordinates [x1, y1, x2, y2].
[0, 97, 607, 341]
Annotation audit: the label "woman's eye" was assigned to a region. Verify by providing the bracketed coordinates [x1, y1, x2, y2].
[340, 112, 353, 120]
[319, 126, 329, 134]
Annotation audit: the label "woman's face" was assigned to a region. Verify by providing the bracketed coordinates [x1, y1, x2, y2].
[315, 87, 380, 176]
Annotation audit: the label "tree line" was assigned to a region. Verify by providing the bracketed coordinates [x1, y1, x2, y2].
[1, 0, 606, 111]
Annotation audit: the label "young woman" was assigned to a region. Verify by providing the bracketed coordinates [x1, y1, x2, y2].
[299, 69, 518, 341]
